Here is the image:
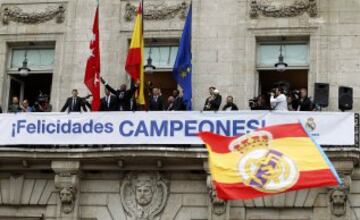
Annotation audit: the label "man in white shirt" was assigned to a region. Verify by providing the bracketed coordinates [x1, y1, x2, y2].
[270, 87, 288, 111]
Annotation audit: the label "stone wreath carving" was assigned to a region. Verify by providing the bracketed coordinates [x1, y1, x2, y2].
[120, 172, 169, 220]
[2, 4, 65, 25]
[250, 0, 318, 18]
[124, 1, 187, 21]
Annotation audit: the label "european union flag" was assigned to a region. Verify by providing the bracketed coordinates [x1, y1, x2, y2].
[172, 5, 192, 110]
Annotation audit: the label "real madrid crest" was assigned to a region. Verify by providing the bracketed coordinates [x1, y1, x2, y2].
[229, 131, 299, 193]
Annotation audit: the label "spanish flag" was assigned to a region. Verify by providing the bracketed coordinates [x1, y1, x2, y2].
[125, 1, 145, 105]
[199, 123, 341, 200]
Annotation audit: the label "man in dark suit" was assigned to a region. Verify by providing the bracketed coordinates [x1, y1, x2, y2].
[101, 77, 138, 111]
[293, 88, 314, 111]
[148, 88, 164, 111]
[172, 89, 186, 111]
[222, 96, 239, 111]
[61, 89, 87, 112]
[203, 87, 222, 111]
[0, 105, 2, 113]
[100, 88, 118, 111]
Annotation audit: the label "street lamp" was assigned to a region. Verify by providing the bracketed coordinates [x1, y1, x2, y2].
[18, 50, 31, 76]
[274, 44, 288, 72]
[144, 47, 156, 73]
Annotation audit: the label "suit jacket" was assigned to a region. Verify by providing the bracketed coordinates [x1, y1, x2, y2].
[173, 96, 186, 111]
[222, 103, 239, 111]
[8, 104, 21, 113]
[61, 97, 87, 112]
[203, 94, 222, 111]
[0, 106, 2, 113]
[100, 95, 118, 111]
[294, 97, 313, 111]
[106, 84, 136, 111]
[148, 95, 164, 111]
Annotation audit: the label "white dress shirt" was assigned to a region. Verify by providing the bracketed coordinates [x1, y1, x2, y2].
[270, 94, 288, 111]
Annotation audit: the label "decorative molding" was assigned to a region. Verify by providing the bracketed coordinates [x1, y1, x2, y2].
[52, 161, 80, 214]
[328, 175, 351, 217]
[249, 0, 318, 18]
[124, 1, 187, 21]
[2, 4, 65, 25]
[120, 171, 169, 220]
[206, 174, 227, 216]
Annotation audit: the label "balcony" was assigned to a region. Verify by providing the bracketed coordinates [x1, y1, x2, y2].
[0, 111, 357, 176]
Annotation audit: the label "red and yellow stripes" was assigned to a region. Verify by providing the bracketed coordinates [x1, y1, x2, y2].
[125, 1, 145, 105]
[214, 169, 338, 200]
[199, 123, 341, 200]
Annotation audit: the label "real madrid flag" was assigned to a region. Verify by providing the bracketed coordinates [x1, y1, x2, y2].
[199, 123, 341, 200]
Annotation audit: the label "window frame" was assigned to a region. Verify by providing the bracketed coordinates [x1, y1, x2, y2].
[7, 45, 55, 75]
[256, 41, 310, 70]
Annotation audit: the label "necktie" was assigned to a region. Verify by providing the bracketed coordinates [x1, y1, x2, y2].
[72, 98, 76, 110]
[107, 96, 110, 108]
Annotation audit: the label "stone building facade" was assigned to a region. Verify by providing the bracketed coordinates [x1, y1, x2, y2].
[0, 0, 359, 220]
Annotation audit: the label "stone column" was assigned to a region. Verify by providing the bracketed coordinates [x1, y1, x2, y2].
[51, 161, 81, 220]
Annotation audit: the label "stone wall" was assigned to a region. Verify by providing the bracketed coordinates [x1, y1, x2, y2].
[0, 148, 356, 220]
[0, 0, 359, 111]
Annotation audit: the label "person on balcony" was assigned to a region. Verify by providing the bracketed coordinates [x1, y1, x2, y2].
[203, 87, 222, 111]
[101, 77, 138, 111]
[61, 89, 87, 112]
[148, 88, 164, 111]
[166, 96, 175, 111]
[172, 89, 186, 111]
[100, 88, 118, 111]
[8, 96, 21, 113]
[270, 87, 288, 111]
[20, 99, 33, 112]
[294, 88, 314, 111]
[222, 96, 239, 111]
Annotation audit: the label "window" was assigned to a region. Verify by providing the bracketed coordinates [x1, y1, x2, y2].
[9, 48, 55, 72]
[257, 43, 309, 69]
[144, 46, 178, 69]
[5, 44, 55, 110]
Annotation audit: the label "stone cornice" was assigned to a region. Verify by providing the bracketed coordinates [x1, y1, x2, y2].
[0, 147, 357, 174]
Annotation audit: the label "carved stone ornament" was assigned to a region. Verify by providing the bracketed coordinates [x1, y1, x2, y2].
[52, 161, 80, 215]
[124, 1, 187, 21]
[207, 174, 227, 216]
[120, 172, 169, 220]
[2, 4, 65, 25]
[328, 175, 351, 217]
[59, 187, 77, 214]
[329, 188, 347, 217]
[249, 0, 318, 18]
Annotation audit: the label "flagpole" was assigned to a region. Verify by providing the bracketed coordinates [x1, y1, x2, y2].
[141, 0, 144, 35]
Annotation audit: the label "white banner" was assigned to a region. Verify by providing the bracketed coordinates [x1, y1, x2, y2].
[0, 111, 354, 146]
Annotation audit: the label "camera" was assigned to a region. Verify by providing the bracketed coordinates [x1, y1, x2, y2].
[248, 97, 258, 109]
[290, 89, 300, 100]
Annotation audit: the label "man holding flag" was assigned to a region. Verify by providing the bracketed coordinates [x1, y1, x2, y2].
[173, 4, 192, 110]
[84, 1, 101, 111]
[125, 0, 145, 106]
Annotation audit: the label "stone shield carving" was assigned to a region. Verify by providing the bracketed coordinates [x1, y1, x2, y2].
[120, 172, 169, 220]
[249, 0, 318, 18]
